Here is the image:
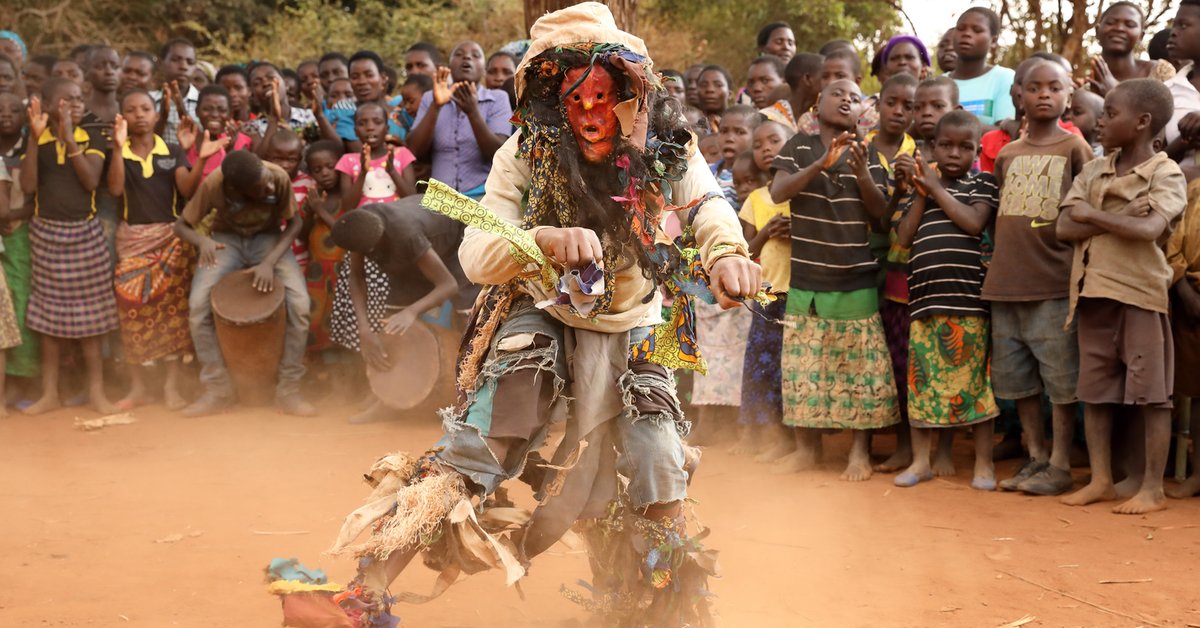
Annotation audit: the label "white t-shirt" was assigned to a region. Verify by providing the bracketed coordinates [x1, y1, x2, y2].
[1166, 63, 1200, 165]
[953, 65, 1016, 126]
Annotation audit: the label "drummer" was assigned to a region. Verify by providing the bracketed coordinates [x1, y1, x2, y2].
[330, 195, 467, 423]
[173, 150, 315, 417]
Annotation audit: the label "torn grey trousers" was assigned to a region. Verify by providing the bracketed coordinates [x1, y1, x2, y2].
[435, 298, 689, 515]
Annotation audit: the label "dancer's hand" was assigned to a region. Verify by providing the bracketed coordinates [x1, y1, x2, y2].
[534, 227, 603, 268]
[708, 255, 762, 309]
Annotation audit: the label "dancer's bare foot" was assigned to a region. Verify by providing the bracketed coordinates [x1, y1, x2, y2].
[1166, 475, 1200, 499]
[23, 395, 62, 415]
[1060, 481, 1118, 506]
[755, 438, 795, 463]
[1113, 489, 1166, 515]
[770, 449, 817, 474]
[873, 447, 912, 473]
[971, 459, 997, 491]
[1114, 475, 1142, 498]
[727, 425, 758, 455]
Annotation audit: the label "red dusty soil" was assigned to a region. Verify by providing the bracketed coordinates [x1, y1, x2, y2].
[2, 404, 1199, 627]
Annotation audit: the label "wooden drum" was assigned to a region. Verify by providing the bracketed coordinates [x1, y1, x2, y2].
[211, 270, 286, 405]
[366, 320, 443, 410]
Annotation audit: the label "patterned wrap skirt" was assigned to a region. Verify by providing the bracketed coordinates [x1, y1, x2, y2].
[781, 310, 900, 430]
[305, 220, 345, 351]
[690, 300, 752, 406]
[329, 257, 391, 352]
[2, 222, 39, 376]
[738, 294, 786, 425]
[907, 315, 999, 427]
[114, 222, 195, 363]
[27, 218, 119, 338]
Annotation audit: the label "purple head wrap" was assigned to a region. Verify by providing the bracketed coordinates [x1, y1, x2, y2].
[881, 35, 931, 68]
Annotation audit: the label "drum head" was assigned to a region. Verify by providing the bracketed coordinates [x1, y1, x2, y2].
[367, 321, 440, 410]
[211, 269, 286, 325]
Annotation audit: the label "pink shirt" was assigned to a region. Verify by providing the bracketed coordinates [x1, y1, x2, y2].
[334, 148, 417, 207]
[187, 132, 254, 180]
[289, 172, 316, 271]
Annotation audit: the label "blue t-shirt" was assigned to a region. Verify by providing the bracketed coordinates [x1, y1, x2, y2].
[326, 95, 407, 142]
[953, 66, 1016, 126]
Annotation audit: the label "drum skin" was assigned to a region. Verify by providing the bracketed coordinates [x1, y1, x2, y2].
[367, 321, 440, 410]
[211, 270, 286, 406]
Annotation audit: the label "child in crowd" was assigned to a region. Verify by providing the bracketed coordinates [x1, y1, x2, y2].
[119, 51, 155, 94]
[745, 56, 786, 110]
[912, 76, 959, 147]
[0, 54, 18, 96]
[695, 65, 732, 132]
[23, 56, 55, 100]
[0, 92, 39, 395]
[215, 65, 253, 127]
[794, 48, 869, 136]
[661, 69, 686, 103]
[1057, 79, 1187, 514]
[174, 150, 313, 417]
[980, 57, 1086, 172]
[247, 62, 321, 149]
[713, 104, 757, 206]
[327, 78, 355, 109]
[987, 60, 1094, 496]
[893, 111, 1001, 489]
[394, 74, 432, 142]
[484, 52, 516, 90]
[0, 126, 25, 414]
[1164, 1, 1200, 165]
[337, 102, 416, 210]
[153, 38, 199, 144]
[300, 140, 345, 354]
[948, 7, 1015, 127]
[771, 79, 898, 480]
[83, 46, 120, 125]
[1167, 180, 1200, 499]
[867, 72, 919, 473]
[107, 89, 213, 410]
[51, 59, 84, 86]
[184, 85, 252, 180]
[263, 129, 314, 273]
[318, 52, 349, 93]
[698, 133, 721, 166]
[761, 53, 821, 133]
[689, 150, 757, 445]
[1066, 88, 1105, 155]
[20, 78, 118, 415]
[734, 120, 796, 459]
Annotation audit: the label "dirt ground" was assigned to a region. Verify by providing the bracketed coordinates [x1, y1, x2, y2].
[3, 401, 1200, 628]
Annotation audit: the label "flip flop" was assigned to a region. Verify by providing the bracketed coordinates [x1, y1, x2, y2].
[894, 470, 933, 487]
[971, 477, 997, 491]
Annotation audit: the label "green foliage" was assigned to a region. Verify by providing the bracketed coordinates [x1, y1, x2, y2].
[641, 0, 902, 82]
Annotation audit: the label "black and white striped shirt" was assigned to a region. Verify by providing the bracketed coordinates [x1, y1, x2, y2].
[906, 172, 999, 319]
[772, 133, 888, 292]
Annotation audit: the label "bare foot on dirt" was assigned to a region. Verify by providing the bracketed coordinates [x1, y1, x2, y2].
[840, 458, 873, 482]
[873, 448, 911, 473]
[932, 450, 956, 478]
[770, 449, 817, 474]
[1166, 475, 1200, 499]
[755, 439, 794, 464]
[90, 395, 120, 416]
[23, 395, 62, 416]
[1060, 481, 1117, 507]
[164, 387, 188, 412]
[727, 426, 758, 456]
[1114, 476, 1142, 499]
[1113, 490, 1166, 515]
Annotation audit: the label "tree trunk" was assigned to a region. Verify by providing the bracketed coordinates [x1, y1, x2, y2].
[1059, 0, 1092, 71]
[524, 0, 638, 35]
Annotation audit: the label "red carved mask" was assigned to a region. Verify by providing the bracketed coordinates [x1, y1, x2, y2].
[562, 65, 619, 163]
